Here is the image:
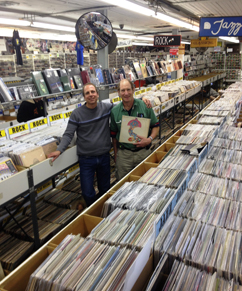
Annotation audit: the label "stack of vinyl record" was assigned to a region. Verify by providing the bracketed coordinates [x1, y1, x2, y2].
[41, 208, 78, 225]
[146, 254, 242, 291]
[26, 235, 140, 291]
[0, 231, 34, 271]
[173, 189, 242, 231]
[212, 137, 242, 150]
[139, 167, 187, 189]
[188, 172, 242, 201]
[9, 145, 46, 167]
[89, 208, 157, 250]
[185, 124, 219, 132]
[154, 214, 242, 280]
[218, 124, 242, 141]
[207, 146, 242, 164]
[198, 115, 225, 125]
[157, 154, 196, 171]
[62, 180, 82, 194]
[176, 129, 215, 145]
[4, 214, 61, 244]
[201, 109, 229, 117]
[25, 200, 78, 225]
[101, 181, 176, 217]
[43, 188, 81, 208]
[199, 159, 242, 181]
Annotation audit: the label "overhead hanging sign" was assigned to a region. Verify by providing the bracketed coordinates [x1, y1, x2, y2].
[191, 38, 218, 48]
[199, 17, 242, 37]
[178, 44, 185, 55]
[154, 35, 181, 47]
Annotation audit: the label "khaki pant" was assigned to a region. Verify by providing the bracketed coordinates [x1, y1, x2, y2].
[116, 148, 151, 181]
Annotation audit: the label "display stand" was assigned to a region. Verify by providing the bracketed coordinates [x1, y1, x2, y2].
[0, 146, 79, 251]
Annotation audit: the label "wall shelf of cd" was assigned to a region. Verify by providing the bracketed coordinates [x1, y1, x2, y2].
[108, 51, 145, 68]
[0, 52, 78, 79]
[184, 54, 218, 79]
[211, 52, 242, 82]
[0, 55, 16, 78]
[83, 52, 97, 67]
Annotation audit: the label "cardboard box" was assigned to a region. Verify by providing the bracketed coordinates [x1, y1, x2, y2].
[41, 141, 57, 158]
[18, 146, 46, 167]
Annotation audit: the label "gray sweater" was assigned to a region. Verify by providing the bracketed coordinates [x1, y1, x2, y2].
[57, 102, 113, 156]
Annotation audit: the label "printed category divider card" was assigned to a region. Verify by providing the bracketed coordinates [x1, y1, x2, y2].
[48, 113, 64, 125]
[6, 123, 30, 139]
[119, 115, 150, 144]
[28, 117, 48, 132]
[0, 129, 7, 141]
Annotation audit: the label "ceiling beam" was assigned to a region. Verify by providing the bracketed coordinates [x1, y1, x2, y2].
[40, 5, 116, 17]
[144, 0, 200, 21]
[0, 5, 116, 20]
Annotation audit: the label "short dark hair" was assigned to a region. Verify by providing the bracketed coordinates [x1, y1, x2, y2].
[83, 83, 98, 96]
[117, 79, 135, 92]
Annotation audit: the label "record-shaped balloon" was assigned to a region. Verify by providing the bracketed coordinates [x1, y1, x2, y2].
[108, 32, 117, 54]
[75, 12, 113, 51]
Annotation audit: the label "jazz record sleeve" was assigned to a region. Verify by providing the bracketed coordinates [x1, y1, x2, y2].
[31, 72, 49, 96]
[119, 115, 150, 144]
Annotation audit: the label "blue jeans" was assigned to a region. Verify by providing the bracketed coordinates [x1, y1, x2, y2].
[78, 152, 110, 207]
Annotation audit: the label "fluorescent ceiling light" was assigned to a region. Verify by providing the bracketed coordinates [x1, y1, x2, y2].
[40, 33, 76, 41]
[117, 34, 153, 41]
[0, 27, 76, 41]
[99, 0, 155, 16]
[132, 42, 153, 46]
[99, 0, 199, 32]
[0, 18, 75, 33]
[0, 18, 30, 26]
[32, 22, 75, 32]
[219, 37, 239, 43]
[181, 41, 190, 44]
[154, 13, 199, 31]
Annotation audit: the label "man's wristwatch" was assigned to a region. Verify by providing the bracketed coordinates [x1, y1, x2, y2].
[148, 136, 153, 142]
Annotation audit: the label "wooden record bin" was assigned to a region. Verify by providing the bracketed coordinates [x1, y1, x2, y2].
[0, 98, 216, 291]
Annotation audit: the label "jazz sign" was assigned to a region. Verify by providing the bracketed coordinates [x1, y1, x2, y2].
[199, 17, 242, 37]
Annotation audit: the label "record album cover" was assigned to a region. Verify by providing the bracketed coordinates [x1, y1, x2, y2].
[31, 72, 49, 96]
[119, 116, 150, 144]
[42, 69, 63, 94]
[80, 70, 91, 85]
[73, 75, 83, 89]
[60, 76, 71, 91]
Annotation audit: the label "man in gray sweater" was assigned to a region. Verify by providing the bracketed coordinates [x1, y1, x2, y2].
[48, 83, 113, 206]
